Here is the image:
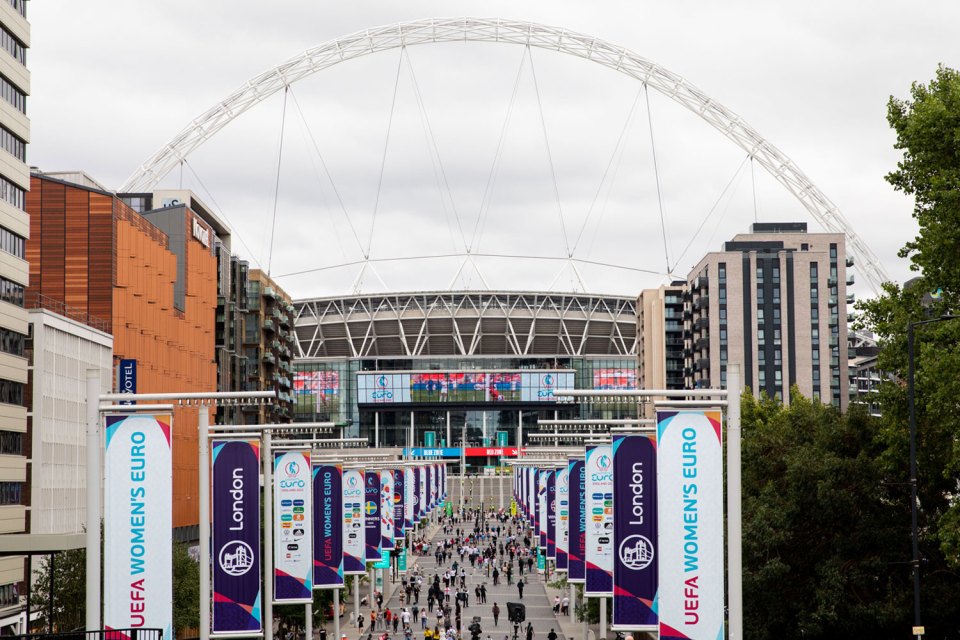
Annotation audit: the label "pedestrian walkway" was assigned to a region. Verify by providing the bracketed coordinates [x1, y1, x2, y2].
[356, 519, 566, 640]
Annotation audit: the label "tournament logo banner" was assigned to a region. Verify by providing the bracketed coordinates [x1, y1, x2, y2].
[313, 464, 344, 589]
[426, 464, 434, 512]
[657, 410, 724, 640]
[418, 464, 427, 521]
[364, 470, 382, 562]
[380, 470, 395, 551]
[528, 468, 536, 524]
[612, 434, 658, 631]
[546, 469, 557, 560]
[537, 470, 548, 550]
[394, 468, 406, 539]
[342, 469, 366, 575]
[567, 458, 586, 583]
[413, 465, 422, 524]
[212, 440, 262, 634]
[104, 414, 173, 640]
[404, 467, 415, 531]
[274, 450, 313, 602]
[585, 444, 614, 596]
[555, 466, 570, 572]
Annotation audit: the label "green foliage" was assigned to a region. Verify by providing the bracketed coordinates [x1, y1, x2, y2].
[32, 548, 87, 632]
[740, 391, 909, 639]
[173, 543, 200, 635]
[886, 65, 960, 298]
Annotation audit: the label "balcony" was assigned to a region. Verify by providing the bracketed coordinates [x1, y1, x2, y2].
[846, 257, 854, 268]
[828, 297, 838, 307]
[271, 339, 282, 350]
[694, 317, 710, 330]
[846, 293, 855, 304]
[693, 295, 710, 310]
[846, 274, 855, 286]
[263, 352, 276, 365]
[696, 337, 710, 350]
[263, 318, 275, 332]
[695, 358, 710, 371]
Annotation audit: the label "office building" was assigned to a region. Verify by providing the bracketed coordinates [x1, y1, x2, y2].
[240, 269, 294, 424]
[637, 282, 685, 391]
[684, 222, 851, 408]
[0, 0, 28, 624]
[27, 173, 219, 538]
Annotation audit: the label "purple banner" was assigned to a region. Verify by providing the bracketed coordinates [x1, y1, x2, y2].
[313, 464, 344, 589]
[394, 468, 405, 539]
[567, 459, 586, 583]
[364, 470, 381, 561]
[212, 440, 262, 634]
[612, 434, 658, 630]
[547, 469, 557, 560]
[426, 465, 433, 513]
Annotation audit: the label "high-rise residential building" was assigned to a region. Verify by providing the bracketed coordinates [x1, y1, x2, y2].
[241, 269, 294, 424]
[27, 173, 219, 540]
[637, 282, 685, 391]
[0, 0, 28, 622]
[683, 222, 851, 408]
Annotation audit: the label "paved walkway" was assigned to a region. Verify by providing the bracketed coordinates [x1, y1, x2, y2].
[355, 521, 567, 640]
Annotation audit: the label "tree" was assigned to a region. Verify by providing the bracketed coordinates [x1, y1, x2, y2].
[172, 542, 200, 635]
[886, 65, 960, 301]
[856, 65, 960, 637]
[740, 391, 908, 639]
[32, 548, 86, 632]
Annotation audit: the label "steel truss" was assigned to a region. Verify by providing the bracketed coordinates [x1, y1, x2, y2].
[293, 290, 637, 358]
[120, 17, 891, 293]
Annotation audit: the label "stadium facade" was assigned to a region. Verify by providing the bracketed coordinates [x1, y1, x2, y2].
[291, 291, 639, 471]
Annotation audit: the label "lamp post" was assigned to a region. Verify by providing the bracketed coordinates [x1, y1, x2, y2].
[907, 314, 959, 639]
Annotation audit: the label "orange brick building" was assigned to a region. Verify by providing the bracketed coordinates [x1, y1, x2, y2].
[26, 173, 217, 534]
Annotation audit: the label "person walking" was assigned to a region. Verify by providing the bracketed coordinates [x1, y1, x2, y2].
[517, 578, 525, 600]
[491, 603, 500, 627]
[524, 622, 533, 640]
[547, 630, 557, 640]
[480, 584, 487, 604]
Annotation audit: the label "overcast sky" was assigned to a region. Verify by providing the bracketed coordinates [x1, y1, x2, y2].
[27, 1, 960, 299]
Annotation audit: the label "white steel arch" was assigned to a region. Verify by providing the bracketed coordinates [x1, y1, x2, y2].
[120, 17, 891, 293]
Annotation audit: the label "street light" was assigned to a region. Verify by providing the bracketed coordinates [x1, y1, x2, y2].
[907, 314, 959, 639]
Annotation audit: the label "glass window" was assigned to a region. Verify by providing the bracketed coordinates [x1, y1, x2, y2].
[0, 74, 25, 113]
[0, 26, 24, 65]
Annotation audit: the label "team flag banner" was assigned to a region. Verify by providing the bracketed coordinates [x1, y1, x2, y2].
[342, 469, 366, 575]
[567, 458, 586, 583]
[585, 444, 614, 596]
[657, 410, 725, 640]
[313, 463, 344, 589]
[380, 470, 395, 551]
[555, 466, 570, 572]
[104, 414, 173, 640]
[417, 465, 427, 521]
[394, 468, 406, 539]
[546, 469, 557, 560]
[274, 450, 313, 602]
[364, 470, 382, 561]
[611, 434, 658, 631]
[404, 467, 415, 531]
[212, 439, 262, 634]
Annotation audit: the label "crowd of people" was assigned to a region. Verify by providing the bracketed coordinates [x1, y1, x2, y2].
[358, 507, 555, 640]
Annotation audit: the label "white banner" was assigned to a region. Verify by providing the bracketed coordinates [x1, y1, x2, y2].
[273, 450, 313, 602]
[555, 466, 570, 572]
[585, 444, 614, 596]
[379, 470, 395, 550]
[538, 470, 548, 550]
[342, 468, 366, 575]
[657, 410, 725, 639]
[104, 414, 173, 640]
[404, 466, 414, 530]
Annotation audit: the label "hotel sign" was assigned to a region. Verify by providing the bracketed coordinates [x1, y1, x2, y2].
[192, 217, 211, 248]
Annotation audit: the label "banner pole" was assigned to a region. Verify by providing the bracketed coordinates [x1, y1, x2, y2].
[199, 404, 211, 640]
[727, 365, 743, 640]
[85, 370, 101, 632]
[599, 597, 607, 640]
[305, 603, 312, 640]
[333, 588, 341, 640]
[264, 430, 274, 640]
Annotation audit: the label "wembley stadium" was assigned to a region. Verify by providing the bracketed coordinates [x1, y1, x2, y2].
[290, 290, 639, 470]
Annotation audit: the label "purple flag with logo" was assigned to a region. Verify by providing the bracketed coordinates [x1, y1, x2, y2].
[313, 464, 344, 589]
[413, 465, 422, 524]
[546, 469, 557, 560]
[212, 440, 262, 634]
[394, 468, 405, 539]
[567, 458, 586, 583]
[342, 468, 366, 575]
[364, 470, 381, 561]
[612, 434, 658, 630]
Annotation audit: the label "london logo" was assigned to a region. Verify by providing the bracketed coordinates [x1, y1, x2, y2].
[618, 534, 655, 571]
[285, 460, 300, 477]
[219, 540, 255, 576]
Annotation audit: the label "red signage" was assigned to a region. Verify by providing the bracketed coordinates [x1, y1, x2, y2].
[464, 447, 523, 457]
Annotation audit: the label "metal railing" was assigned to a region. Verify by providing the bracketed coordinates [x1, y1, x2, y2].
[25, 292, 111, 333]
[13, 629, 162, 640]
